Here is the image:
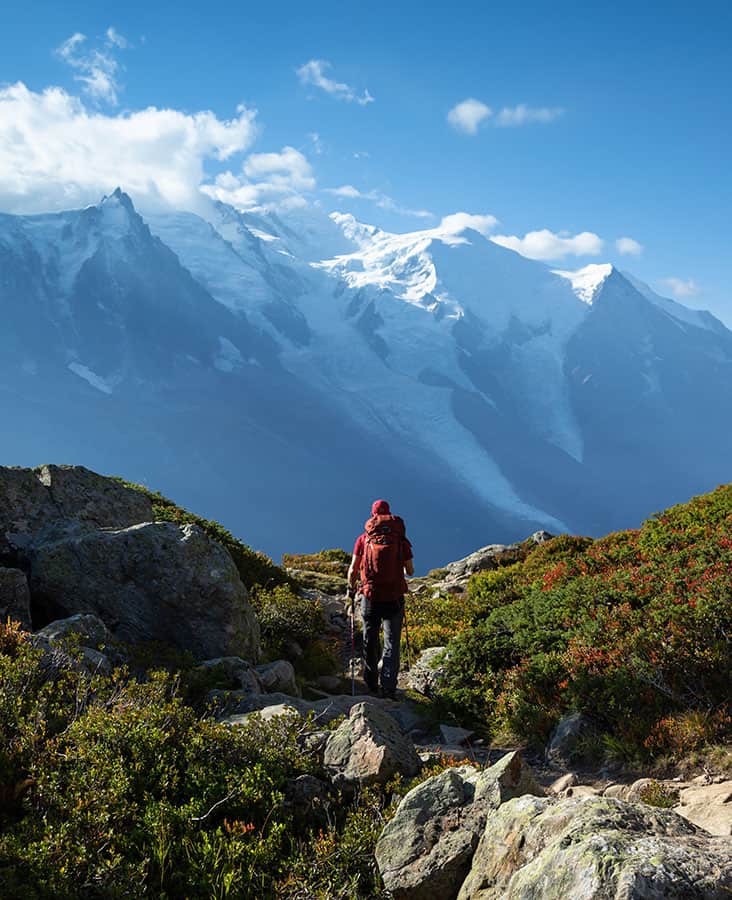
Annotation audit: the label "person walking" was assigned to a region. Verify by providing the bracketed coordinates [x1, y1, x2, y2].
[348, 499, 414, 699]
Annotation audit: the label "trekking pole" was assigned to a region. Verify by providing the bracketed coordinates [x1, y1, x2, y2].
[348, 587, 356, 697]
[402, 601, 413, 671]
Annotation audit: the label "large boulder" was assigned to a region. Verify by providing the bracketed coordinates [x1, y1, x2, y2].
[0, 568, 32, 629]
[323, 701, 421, 787]
[376, 751, 544, 900]
[458, 794, 732, 899]
[0, 465, 151, 547]
[444, 545, 517, 581]
[28, 521, 259, 661]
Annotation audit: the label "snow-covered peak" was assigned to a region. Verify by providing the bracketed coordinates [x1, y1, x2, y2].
[553, 263, 614, 305]
[329, 212, 381, 249]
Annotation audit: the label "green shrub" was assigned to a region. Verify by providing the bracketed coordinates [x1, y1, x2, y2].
[250, 585, 324, 662]
[0, 628, 325, 898]
[638, 779, 679, 809]
[433, 487, 732, 758]
[282, 549, 351, 578]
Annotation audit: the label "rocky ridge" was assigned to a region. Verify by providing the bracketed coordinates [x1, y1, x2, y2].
[1, 463, 729, 897]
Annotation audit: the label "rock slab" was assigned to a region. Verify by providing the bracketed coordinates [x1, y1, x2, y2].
[29, 521, 259, 661]
[0, 465, 152, 544]
[458, 794, 732, 899]
[375, 751, 544, 900]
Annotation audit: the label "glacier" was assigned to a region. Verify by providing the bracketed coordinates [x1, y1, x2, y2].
[2, 189, 731, 568]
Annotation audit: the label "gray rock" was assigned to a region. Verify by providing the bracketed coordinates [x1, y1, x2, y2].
[603, 782, 630, 800]
[315, 674, 342, 693]
[676, 779, 732, 837]
[28, 521, 259, 661]
[257, 659, 299, 695]
[458, 795, 732, 899]
[33, 614, 115, 676]
[323, 701, 421, 787]
[0, 464, 152, 547]
[408, 646, 449, 696]
[285, 773, 331, 811]
[545, 711, 597, 768]
[0, 568, 32, 629]
[444, 544, 516, 580]
[529, 530, 554, 544]
[626, 776, 654, 801]
[200, 657, 263, 693]
[376, 751, 544, 900]
[36, 612, 112, 648]
[222, 702, 305, 728]
[439, 725, 474, 746]
[300, 730, 330, 763]
[549, 772, 577, 794]
[77, 647, 112, 675]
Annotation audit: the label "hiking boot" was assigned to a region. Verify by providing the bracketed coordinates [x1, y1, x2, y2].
[379, 687, 397, 700]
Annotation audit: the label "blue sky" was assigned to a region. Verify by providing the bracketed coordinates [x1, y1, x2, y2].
[2, 0, 730, 321]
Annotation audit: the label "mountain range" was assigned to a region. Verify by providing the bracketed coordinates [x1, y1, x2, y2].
[2, 189, 731, 567]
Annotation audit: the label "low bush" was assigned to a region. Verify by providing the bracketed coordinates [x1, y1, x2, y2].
[0, 621, 485, 898]
[430, 486, 732, 759]
[282, 549, 351, 578]
[250, 584, 325, 664]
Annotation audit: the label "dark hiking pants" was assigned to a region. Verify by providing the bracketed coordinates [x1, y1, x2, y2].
[361, 596, 404, 692]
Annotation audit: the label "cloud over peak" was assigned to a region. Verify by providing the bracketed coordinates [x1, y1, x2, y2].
[297, 60, 374, 105]
[492, 229, 604, 261]
[0, 82, 258, 214]
[204, 146, 315, 211]
[616, 236, 643, 256]
[660, 277, 700, 299]
[439, 212, 498, 236]
[323, 184, 432, 219]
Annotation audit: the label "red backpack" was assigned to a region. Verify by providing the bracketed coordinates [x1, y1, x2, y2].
[360, 514, 408, 603]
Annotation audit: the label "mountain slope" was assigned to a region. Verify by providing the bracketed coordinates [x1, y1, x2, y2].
[2, 191, 731, 565]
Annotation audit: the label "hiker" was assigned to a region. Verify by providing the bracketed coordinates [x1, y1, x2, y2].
[348, 499, 414, 699]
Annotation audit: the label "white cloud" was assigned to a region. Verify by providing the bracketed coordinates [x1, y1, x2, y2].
[0, 82, 258, 214]
[325, 184, 364, 199]
[616, 236, 643, 256]
[323, 184, 432, 219]
[204, 146, 315, 210]
[439, 212, 499, 236]
[659, 277, 700, 299]
[491, 229, 604, 261]
[495, 105, 564, 127]
[105, 27, 128, 49]
[297, 59, 374, 105]
[56, 27, 129, 105]
[447, 98, 492, 135]
[307, 131, 324, 155]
